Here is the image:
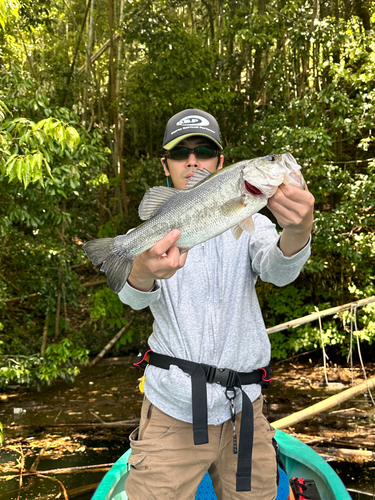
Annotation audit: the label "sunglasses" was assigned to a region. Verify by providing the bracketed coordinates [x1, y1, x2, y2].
[166, 146, 218, 161]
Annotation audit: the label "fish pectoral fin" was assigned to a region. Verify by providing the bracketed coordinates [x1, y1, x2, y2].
[239, 216, 255, 234]
[231, 225, 243, 240]
[220, 197, 246, 216]
[184, 168, 213, 189]
[138, 186, 179, 221]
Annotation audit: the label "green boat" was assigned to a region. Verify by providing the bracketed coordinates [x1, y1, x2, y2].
[92, 429, 352, 500]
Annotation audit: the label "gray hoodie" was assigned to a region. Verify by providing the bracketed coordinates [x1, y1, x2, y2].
[119, 213, 310, 425]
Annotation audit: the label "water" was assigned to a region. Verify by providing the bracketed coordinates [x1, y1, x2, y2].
[1, 357, 375, 499]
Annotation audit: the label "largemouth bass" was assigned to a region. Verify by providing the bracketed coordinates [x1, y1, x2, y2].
[83, 153, 305, 293]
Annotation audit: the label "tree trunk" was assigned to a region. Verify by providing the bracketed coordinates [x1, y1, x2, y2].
[249, 0, 265, 123]
[354, 0, 371, 31]
[108, 0, 128, 216]
[41, 315, 49, 356]
[202, 0, 215, 41]
[54, 267, 63, 341]
[63, 0, 91, 104]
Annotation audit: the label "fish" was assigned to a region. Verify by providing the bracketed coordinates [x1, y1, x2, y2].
[83, 153, 305, 293]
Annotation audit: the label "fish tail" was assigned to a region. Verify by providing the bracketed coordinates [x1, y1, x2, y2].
[83, 238, 134, 293]
[83, 238, 114, 266]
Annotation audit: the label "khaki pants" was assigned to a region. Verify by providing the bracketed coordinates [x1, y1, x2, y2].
[126, 395, 277, 500]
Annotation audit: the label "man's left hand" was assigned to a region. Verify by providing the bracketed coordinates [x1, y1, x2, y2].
[267, 184, 315, 257]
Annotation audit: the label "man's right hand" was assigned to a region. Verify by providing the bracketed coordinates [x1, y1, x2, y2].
[127, 229, 188, 292]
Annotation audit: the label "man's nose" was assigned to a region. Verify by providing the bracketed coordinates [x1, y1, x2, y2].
[186, 152, 199, 167]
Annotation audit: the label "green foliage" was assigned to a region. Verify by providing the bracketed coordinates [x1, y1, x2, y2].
[0, 339, 89, 389]
[1, 0, 375, 372]
[89, 288, 135, 352]
[1, 116, 81, 188]
[90, 288, 129, 330]
[0, 0, 19, 28]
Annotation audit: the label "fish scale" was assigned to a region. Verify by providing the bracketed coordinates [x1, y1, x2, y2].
[83, 154, 305, 293]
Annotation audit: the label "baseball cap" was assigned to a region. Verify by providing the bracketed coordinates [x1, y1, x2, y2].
[163, 109, 223, 150]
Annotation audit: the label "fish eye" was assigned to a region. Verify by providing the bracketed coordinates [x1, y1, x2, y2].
[265, 155, 275, 161]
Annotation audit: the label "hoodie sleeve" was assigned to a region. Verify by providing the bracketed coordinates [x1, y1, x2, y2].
[249, 213, 311, 286]
[118, 280, 162, 310]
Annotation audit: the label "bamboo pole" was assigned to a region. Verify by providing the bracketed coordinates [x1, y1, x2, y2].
[266, 296, 375, 335]
[272, 375, 375, 430]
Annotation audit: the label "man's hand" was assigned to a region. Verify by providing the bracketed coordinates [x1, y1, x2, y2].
[267, 184, 315, 257]
[127, 229, 188, 291]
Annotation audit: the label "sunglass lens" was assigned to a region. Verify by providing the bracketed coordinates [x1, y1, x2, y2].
[170, 148, 189, 160]
[168, 146, 216, 160]
[195, 146, 216, 159]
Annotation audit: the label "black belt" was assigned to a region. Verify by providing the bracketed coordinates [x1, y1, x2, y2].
[134, 347, 272, 492]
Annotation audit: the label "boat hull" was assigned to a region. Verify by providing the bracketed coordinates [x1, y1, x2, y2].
[92, 429, 352, 500]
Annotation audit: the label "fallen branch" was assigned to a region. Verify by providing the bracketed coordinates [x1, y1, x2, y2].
[1, 470, 69, 499]
[347, 488, 375, 498]
[266, 296, 375, 334]
[68, 482, 101, 498]
[4, 293, 41, 304]
[4, 279, 107, 304]
[77, 33, 120, 75]
[82, 278, 107, 287]
[37, 473, 69, 500]
[0, 462, 114, 479]
[5, 418, 139, 429]
[90, 319, 133, 366]
[313, 446, 375, 461]
[272, 375, 375, 430]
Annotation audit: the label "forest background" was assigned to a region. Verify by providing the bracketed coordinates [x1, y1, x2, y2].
[0, 0, 374, 388]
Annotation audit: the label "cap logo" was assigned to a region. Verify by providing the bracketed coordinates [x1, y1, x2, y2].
[176, 115, 210, 127]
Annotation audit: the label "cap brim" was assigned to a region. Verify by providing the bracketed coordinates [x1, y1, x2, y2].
[164, 133, 223, 151]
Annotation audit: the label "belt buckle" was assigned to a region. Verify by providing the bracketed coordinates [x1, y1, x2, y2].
[213, 368, 234, 387]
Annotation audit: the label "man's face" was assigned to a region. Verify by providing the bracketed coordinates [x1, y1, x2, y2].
[162, 137, 224, 190]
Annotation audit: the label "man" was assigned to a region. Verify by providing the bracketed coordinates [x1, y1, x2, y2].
[118, 109, 314, 499]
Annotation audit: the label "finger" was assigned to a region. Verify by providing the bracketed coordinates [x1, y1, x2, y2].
[160, 247, 189, 272]
[179, 250, 189, 268]
[272, 187, 314, 212]
[278, 184, 308, 201]
[164, 244, 183, 267]
[149, 229, 181, 257]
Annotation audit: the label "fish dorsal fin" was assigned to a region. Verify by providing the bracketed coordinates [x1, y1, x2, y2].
[184, 168, 212, 189]
[239, 216, 255, 234]
[138, 186, 179, 220]
[231, 225, 243, 240]
[220, 197, 246, 217]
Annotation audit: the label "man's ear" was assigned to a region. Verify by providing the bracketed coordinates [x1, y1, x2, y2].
[161, 157, 170, 176]
[217, 154, 224, 170]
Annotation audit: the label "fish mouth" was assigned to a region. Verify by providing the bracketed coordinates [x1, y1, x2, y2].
[280, 152, 298, 170]
[280, 153, 305, 189]
[244, 180, 264, 195]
